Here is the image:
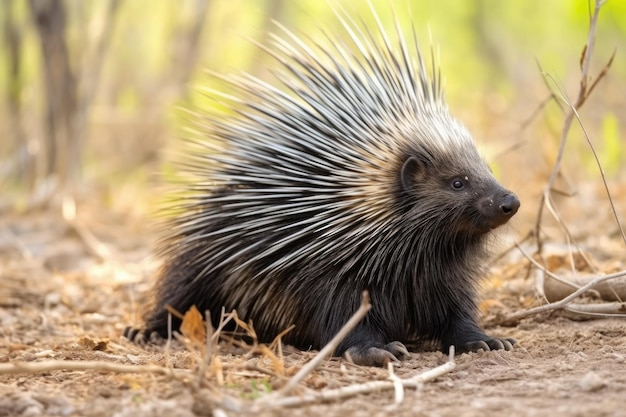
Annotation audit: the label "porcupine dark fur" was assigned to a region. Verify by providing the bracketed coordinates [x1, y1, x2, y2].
[124, 9, 520, 366]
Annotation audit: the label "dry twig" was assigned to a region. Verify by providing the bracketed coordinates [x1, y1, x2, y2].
[277, 291, 372, 395]
[251, 347, 456, 410]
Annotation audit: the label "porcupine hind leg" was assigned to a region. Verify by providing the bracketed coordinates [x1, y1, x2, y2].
[123, 247, 218, 345]
[441, 313, 515, 354]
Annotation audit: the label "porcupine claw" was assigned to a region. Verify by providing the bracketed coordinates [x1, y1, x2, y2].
[459, 337, 516, 353]
[123, 326, 147, 344]
[123, 326, 164, 345]
[346, 341, 410, 367]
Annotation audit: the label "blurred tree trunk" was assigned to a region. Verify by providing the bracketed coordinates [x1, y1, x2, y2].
[73, 0, 121, 175]
[29, 0, 78, 188]
[28, 0, 121, 202]
[2, 0, 31, 186]
[171, 0, 210, 99]
[136, 0, 209, 159]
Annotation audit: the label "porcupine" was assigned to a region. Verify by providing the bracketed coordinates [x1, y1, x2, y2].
[124, 11, 520, 367]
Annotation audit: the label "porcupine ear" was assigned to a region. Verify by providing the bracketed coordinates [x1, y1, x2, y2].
[400, 156, 427, 192]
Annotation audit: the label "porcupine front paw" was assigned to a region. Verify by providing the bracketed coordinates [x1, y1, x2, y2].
[458, 337, 516, 353]
[346, 341, 410, 367]
[442, 316, 516, 354]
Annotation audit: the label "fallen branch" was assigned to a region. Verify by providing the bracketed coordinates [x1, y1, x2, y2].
[562, 302, 626, 317]
[502, 269, 626, 324]
[544, 273, 626, 303]
[252, 347, 456, 410]
[0, 360, 184, 376]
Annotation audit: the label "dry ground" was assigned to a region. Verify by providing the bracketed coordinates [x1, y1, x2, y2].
[1, 203, 625, 417]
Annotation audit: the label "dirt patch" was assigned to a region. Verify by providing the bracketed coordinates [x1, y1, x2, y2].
[1, 207, 625, 417]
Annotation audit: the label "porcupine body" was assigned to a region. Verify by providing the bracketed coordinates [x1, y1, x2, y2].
[124, 11, 520, 366]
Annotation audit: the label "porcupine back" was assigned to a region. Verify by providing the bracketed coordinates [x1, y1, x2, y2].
[128, 9, 520, 366]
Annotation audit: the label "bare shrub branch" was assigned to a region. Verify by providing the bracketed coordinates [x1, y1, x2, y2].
[533, 0, 612, 253]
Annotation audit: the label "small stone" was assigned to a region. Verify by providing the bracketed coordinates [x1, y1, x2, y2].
[577, 371, 606, 392]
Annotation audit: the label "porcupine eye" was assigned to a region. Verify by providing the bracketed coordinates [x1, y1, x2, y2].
[451, 178, 466, 190]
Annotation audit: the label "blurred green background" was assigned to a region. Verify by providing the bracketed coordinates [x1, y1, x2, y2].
[0, 0, 624, 217]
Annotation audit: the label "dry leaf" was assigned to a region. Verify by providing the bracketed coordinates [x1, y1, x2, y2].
[180, 305, 206, 344]
[77, 336, 109, 351]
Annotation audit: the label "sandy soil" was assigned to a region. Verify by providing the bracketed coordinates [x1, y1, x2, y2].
[1, 206, 625, 417]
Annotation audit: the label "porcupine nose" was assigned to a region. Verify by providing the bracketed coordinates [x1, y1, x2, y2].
[499, 193, 520, 217]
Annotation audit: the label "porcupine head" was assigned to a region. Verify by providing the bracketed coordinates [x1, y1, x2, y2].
[124, 8, 521, 368]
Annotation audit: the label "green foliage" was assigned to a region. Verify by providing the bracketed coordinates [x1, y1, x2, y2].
[225, 379, 273, 400]
[595, 112, 622, 176]
[240, 378, 273, 400]
[116, 87, 140, 116]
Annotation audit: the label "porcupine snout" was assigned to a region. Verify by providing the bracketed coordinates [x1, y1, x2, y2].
[498, 193, 520, 216]
[477, 186, 520, 230]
